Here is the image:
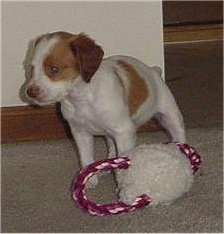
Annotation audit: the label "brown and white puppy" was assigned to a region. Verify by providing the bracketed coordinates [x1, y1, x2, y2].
[24, 31, 185, 187]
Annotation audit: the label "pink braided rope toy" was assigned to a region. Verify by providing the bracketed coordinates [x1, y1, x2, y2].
[71, 143, 202, 216]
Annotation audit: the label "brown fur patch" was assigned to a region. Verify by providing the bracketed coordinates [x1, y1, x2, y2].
[117, 60, 149, 115]
[43, 37, 79, 81]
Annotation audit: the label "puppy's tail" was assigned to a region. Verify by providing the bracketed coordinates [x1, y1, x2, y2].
[152, 66, 162, 75]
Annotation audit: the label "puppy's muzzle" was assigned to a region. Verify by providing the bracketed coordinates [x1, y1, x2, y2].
[26, 85, 41, 99]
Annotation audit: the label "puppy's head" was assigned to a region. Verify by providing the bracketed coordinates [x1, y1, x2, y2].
[24, 32, 104, 105]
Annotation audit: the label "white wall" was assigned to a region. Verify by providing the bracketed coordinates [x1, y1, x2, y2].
[1, 1, 164, 107]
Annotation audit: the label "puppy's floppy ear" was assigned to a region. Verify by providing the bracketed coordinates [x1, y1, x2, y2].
[70, 33, 104, 83]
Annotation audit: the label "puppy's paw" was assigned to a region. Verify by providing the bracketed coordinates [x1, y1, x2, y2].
[86, 175, 99, 189]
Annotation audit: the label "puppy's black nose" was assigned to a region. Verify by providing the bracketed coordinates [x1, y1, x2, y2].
[26, 85, 40, 98]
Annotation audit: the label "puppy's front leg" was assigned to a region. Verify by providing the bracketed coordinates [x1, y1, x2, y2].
[70, 127, 94, 166]
[69, 125, 98, 187]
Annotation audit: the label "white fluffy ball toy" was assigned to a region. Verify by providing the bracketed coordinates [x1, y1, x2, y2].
[116, 143, 197, 206]
[72, 142, 201, 216]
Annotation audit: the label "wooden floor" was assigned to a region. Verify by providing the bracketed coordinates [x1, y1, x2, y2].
[165, 40, 223, 129]
[163, 1, 223, 26]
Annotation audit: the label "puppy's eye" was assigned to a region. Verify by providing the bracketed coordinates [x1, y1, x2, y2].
[50, 66, 60, 75]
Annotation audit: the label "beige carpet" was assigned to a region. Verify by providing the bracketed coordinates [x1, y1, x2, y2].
[1, 127, 223, 233]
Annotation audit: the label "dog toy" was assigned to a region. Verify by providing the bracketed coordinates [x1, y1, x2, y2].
[71, 143, 201, 216]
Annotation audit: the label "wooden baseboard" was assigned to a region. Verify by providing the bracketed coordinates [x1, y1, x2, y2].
[1, 105, 69, 143]
[164, 23, 223, 43]
[1, 105, 161, 143]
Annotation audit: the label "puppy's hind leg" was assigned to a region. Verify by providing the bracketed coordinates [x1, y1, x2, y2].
[155, 109, 186, 143]
[113, 121, 137, 156]
[106, 136, 117, 158]
[153, 77, 186, 143]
